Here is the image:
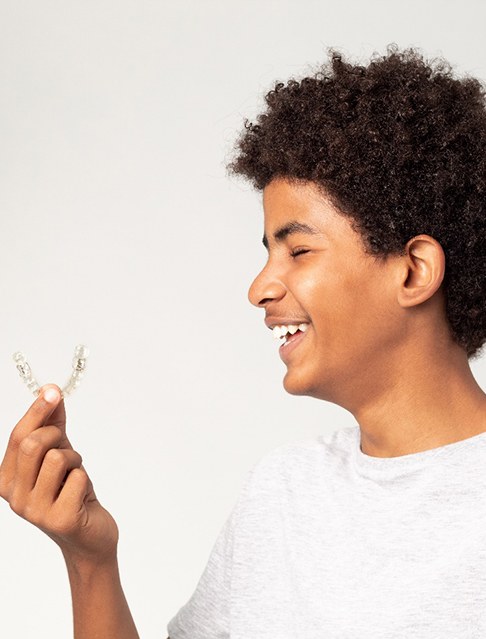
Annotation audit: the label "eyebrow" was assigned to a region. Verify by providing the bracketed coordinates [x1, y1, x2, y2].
[262, 220, 322, 250]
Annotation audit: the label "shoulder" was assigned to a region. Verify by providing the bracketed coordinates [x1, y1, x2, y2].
[254, 424, 357, 467]
[240, 425, 358, 493]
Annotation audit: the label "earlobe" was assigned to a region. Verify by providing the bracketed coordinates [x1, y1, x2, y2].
[398, 235, 446, 308]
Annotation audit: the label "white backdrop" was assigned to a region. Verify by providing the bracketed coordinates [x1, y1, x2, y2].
[0, 1, 485, 637]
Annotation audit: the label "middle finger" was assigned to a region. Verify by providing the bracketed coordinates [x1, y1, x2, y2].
[33, 447, 83, 502]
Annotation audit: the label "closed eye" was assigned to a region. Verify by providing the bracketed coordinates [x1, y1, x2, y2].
[290, 248, 310, 258]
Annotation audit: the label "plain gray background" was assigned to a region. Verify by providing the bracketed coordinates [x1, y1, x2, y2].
[0, 1, 485, 636]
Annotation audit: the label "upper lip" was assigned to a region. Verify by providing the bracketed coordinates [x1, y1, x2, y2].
[264, 317, 311, 330]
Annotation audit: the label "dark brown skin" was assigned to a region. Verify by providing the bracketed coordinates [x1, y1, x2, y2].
[249, 177, 486, 458]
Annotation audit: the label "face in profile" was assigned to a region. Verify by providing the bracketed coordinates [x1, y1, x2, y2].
[248, 177, 405, 403]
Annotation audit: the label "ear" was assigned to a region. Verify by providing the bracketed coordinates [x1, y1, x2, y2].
[397, 234, 446, 309]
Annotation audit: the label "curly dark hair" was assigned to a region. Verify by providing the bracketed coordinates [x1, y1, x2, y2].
[227, 43, 486, 361]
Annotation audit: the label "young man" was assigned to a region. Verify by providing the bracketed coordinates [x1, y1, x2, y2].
[1, 44, 486, 638]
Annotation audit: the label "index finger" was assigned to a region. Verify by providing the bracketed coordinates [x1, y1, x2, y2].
[0, 384, 65, 477]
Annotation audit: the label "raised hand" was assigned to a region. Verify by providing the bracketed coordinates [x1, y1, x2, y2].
[0, 384, 141, 638]
[0, 384, 119, 565]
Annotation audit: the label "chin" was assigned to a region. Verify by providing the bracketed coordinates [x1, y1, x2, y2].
[282, 361, 331, 399]
[282, 368, 315, 396]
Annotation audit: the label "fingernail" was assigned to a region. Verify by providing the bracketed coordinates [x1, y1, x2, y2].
[44, 388, 59, 403]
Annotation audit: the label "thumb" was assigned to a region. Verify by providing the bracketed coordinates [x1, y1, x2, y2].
[41, 383, 68, 441]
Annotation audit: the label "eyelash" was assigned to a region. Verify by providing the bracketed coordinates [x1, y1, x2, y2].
[290, 248, 310, 258]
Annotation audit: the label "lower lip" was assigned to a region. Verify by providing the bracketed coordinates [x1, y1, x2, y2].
[279, 328, 309, 362]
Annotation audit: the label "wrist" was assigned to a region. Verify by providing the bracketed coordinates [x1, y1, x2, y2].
[62, 547, 119, 580]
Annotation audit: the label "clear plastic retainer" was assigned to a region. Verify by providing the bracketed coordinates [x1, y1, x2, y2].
[12, 345, 89, 400]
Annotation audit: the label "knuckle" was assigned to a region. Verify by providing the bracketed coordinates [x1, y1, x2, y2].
[71, 467, 87, 484]
[10, 498, 43, 527]
[8, 491, 43, 526]
[0, 480, 10, 502]
[19, 435, 43, 457]
[8, 495, 25, 516]
[8, 430, 23, 452]
[20, 502, 37, 523]
[43, 448, 66, 468]
[49, 512, 77, 536]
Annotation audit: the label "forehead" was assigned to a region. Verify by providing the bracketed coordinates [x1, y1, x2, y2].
[262, 177, 359, 246]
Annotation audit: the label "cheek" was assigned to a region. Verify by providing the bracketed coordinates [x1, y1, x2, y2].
[288, 262, 394, 350]
[288, 265, 327, 310]
[299, 265, 347, 323]
[332, 272, 398, 351]
[305, 267, 383, 345]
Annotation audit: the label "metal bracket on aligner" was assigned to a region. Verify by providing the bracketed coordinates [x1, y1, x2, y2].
[12, 345, 89, 399]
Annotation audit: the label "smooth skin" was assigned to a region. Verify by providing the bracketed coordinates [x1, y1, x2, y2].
[249, 177, 486, 457]
[0, 385, 140, 638]
[1, 176, 486, 637]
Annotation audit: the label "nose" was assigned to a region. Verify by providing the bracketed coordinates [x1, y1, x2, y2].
[248, 263, 286, 308]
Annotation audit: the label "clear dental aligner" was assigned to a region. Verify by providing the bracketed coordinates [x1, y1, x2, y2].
[12, 345, 89, 399]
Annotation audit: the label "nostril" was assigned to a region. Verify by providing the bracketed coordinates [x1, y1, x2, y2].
[259, 297, 273, 306]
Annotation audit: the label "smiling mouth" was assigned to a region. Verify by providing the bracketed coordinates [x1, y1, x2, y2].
[280, 328, 306, 347]
[278, 326, 309, 362]
[272, 322, 310, 343]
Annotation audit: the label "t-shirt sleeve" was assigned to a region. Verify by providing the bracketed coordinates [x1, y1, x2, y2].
[166, 447, 286, 638]
[166, 471, 250, 639]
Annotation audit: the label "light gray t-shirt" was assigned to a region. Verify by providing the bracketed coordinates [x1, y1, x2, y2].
[167, 425, 486, 638]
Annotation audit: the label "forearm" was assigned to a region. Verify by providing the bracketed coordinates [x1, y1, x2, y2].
[63, 553, 140, 639]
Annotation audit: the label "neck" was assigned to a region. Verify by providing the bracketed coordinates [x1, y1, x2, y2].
[351, 342, 486, 458]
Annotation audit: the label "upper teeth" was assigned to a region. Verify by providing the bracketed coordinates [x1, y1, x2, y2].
[272, 323, 310, 340]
